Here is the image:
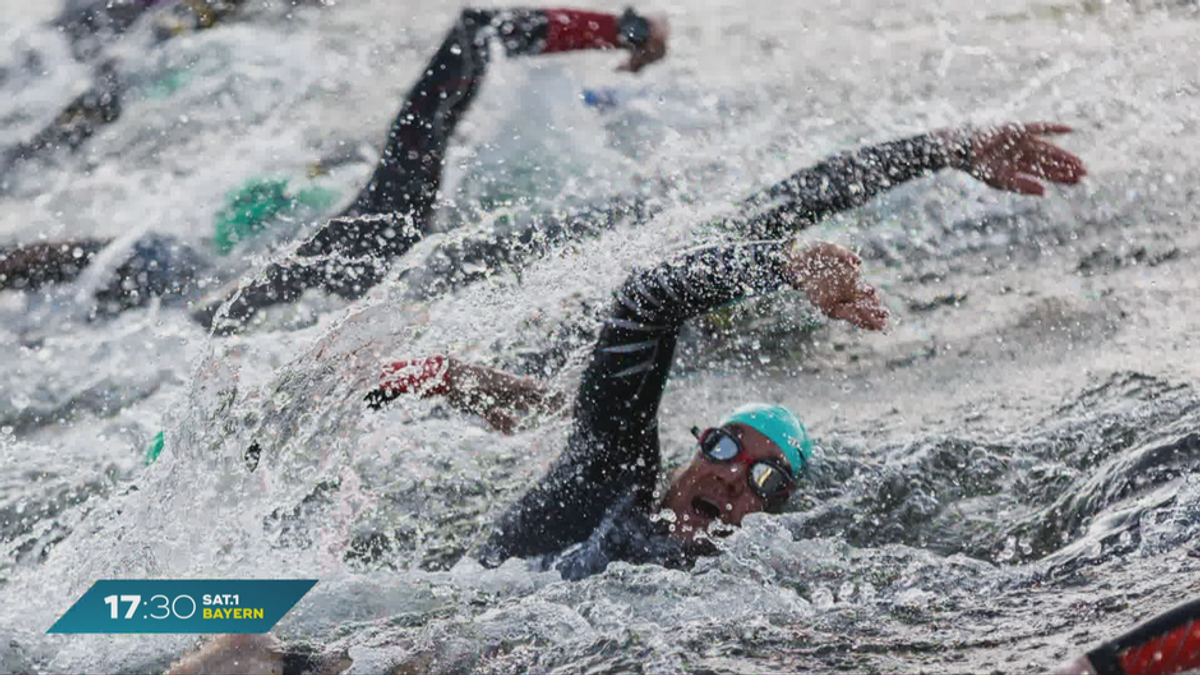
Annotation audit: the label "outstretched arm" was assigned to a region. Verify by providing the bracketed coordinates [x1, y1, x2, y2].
[732, 123, 1086, 239]
[0, 61, 122, 187]
[1, 235, 206, 314]
[0, 239, 110, 292]
[482, 238, 886, 563]
[366, 355, 566, 434]
[345, 6, 668, 220]
[196, 7, 668, 333]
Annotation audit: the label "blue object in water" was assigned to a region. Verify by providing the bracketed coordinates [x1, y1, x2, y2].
[581, 88, 620, 110]
[125, 234, 207, 298]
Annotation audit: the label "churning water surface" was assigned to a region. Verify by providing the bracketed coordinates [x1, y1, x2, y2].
[3, 0, 1200, 672]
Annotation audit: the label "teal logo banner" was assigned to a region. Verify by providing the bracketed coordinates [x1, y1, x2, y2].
[48, 579, 317, 634]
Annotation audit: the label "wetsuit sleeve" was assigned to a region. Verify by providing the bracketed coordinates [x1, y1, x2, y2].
[344, 7, 637, 220]
[198, 8, 647, 331]
[480, 241, 792, 564]
[195, 213, 422, 332]
[731, 132, 971, 239]
[0, 240, 109, 292]
[0, 61, 122, 184]
[401, 196, 655, 300]
[1080, 598, 1200, 675]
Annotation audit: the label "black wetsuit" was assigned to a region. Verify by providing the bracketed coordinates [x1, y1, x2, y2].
[0, 5, 969, 323]
[0, 8, 639, 315]
[399, 132, 970, 308]
[0, 0, 250, 188]
[478, 239, 797, 579]
[207, 129, 967, 331]
[202, 7, 645, 329]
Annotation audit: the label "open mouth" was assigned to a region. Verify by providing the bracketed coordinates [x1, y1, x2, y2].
[691, 496, 722, 521]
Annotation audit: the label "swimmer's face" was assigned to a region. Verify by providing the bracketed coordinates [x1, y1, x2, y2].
[663, 423, 791, 543]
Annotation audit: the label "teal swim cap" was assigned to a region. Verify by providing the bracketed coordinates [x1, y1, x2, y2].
[720, 403, 811, 477]
[144, 430, 165, 466]
[212, 178, 338, 255]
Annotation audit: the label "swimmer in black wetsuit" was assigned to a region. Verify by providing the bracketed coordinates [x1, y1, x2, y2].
[1, 0, 256, 185]
[194, 6, 669, 329]
[369, 237, 888, 579]
[1, 10, 1086, 327]
[0, 6, 669, 318]
[202, 120, 1086, 332]
[0, 119, 1085, 328]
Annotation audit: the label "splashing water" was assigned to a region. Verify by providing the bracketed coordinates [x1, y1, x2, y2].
[4, 0, 1200, 672]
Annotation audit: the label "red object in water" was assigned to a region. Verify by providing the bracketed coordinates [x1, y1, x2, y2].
[543, 9, 619, 53]
[380, 356, 450, 397]
[1118, 618, 1200, 675]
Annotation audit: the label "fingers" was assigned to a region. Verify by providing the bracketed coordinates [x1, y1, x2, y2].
[809, 265, 888, 331]
[850, 285, 888, 330]
[1022, 122, 1073, 135]
[618, 19, 668, 74]
[982, 122, 1072, 139]
[617, 51, 656, 73]
[808, 241, 862, 269]
[832, 245, 863, 268]
[482, 409, 518, 435]
[1021, 139, 1087, 183]
[974, 130, 1087, 193]
[1035, 161, 1086, 185]
[995, 173, 1046, 196]
[828, 297, 889, 331]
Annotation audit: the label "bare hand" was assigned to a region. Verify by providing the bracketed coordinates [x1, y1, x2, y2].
[785, 242, 889, 331]
[618, 15, 668, 73]
[960, 122, 1086, 195]
[168, 634, 283, 675]
[368, 356, 566, 434]
[445, 361, 567, 434]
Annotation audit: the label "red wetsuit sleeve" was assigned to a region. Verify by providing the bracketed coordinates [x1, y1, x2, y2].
[542, 9, 620, 53]
[1117, 618, 1200, 675]
[379, 356, 451, 397]
[1084, 600, 1200, 675]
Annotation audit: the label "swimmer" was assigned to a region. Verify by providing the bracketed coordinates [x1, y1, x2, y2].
[0, 6, 669, 317]
[372, 238, 885, 578]
[1, 0, 256, 183]
[200, 120, 1084, 332]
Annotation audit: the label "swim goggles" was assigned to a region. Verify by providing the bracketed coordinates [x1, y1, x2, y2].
[691, 426, 794, 500]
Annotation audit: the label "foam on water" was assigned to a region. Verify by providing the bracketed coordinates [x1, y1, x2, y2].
[4, 0, 1200, 672]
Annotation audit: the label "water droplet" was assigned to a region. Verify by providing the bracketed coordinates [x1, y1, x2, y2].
[997, 535, 1017, 563]
[10, 393, 30, 411]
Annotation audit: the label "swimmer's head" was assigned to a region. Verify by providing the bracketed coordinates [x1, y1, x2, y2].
[663, 403, 811, 543]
